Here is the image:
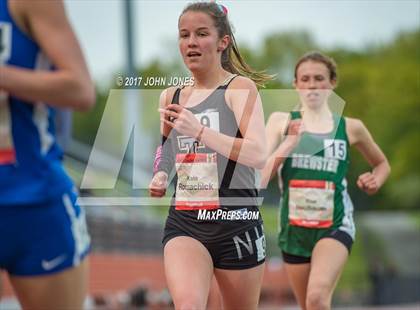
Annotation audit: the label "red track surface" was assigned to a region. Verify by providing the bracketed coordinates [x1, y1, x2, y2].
[1, 254, 291, 301]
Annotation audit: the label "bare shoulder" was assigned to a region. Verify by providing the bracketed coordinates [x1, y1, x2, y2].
[346, 117, 365, 133]
[228, 75, 258, 91]
[9, 0, 89, 75]
[225, 76, 258, 110]
[8, 0, 32, 35]
[345, 117, 368, 145]
[8, 0, 31, 16]
[13, 0, 66, 23]
[14, 0, 64, 13]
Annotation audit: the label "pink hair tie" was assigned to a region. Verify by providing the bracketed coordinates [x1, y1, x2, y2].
[217, 4, 228, 15]
[153, 145, 163, 174]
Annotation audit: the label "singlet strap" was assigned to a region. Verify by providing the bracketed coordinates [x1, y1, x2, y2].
[336, 114, 345, 131]
[171, 87, 182, 105]
[334, 115, 349, 143]
[219, 74, 244, 189]
[290, 110, 302, 120]
[219, 74, 239, 89]
[282, 111, 302, 136]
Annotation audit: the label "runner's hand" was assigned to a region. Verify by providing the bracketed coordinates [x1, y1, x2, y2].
[159, 104, 202, 138]
[357, 172, 379, 195]
[149, 171, 168, 197]
[284, 119, 305, 147]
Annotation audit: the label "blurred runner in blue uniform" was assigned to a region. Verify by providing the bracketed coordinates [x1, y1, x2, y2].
[0, 0, 95, 308]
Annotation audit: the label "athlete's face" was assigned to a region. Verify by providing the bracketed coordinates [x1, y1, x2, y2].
[178, 11, 228, 72]
[294, 61, 336, 109]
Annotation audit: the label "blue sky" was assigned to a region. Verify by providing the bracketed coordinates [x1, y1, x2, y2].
[64, 0, 420, 81]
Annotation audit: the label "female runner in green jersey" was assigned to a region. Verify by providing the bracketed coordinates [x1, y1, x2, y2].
[261, 51, 390, 310]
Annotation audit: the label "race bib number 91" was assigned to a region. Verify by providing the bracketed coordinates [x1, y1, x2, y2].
[175, 153, 219, 210]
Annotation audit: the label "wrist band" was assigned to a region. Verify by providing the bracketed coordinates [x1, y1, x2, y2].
[196, 126, 205, 142]
[153, 145, 162, 174]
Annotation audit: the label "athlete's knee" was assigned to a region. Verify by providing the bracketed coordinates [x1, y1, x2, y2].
[175, 300, 205, 310]
[306, 286, 331, 310]
[173, 295, 207, 310]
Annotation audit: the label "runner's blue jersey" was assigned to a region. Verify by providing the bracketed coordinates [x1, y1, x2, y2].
[0, 0, 73, 206]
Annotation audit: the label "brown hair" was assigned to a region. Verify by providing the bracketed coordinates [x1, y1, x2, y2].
[294, 51, 338, 82]
[180, 2, 273, 88]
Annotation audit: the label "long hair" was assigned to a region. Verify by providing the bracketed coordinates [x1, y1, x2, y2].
[180, 2, 273, 88]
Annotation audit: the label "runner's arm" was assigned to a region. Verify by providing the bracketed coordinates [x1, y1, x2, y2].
[0, 0, 95, 110]
[347, 117, 390, 194]
[198, 76, 268, 169]
[260, 112, 290, 188]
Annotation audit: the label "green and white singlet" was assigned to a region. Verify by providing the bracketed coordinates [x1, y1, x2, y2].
[278, 111, 355, 258]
